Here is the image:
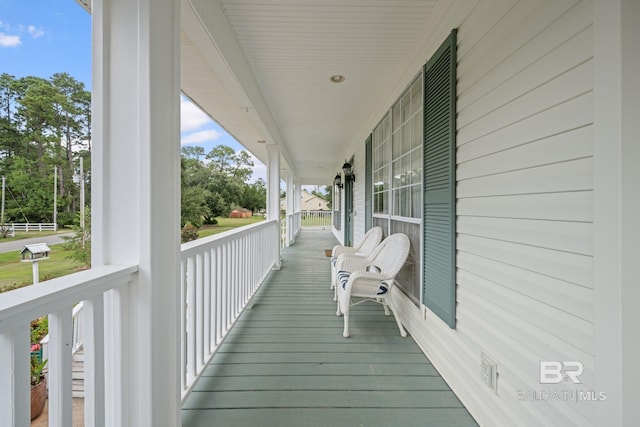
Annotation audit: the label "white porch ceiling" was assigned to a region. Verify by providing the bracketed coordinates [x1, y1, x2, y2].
[181, 0, 441, 184]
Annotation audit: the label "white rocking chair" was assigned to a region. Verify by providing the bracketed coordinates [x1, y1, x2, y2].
[335, 233, 410, 338]
[330, 226, 383, 298]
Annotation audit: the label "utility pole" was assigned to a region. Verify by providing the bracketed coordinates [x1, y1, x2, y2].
[53, 166, 57, 227]
[79, 157, 85, 229]
[79, 157, 85, 248]
[1, 176, 5, 225]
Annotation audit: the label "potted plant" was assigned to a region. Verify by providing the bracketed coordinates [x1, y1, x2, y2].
[30, 344, 47, 420]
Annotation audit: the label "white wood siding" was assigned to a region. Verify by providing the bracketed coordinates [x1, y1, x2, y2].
[390, 1, 595, 426]
[352, 150, 367, 245]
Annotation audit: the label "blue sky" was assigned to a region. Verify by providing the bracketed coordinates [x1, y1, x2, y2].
[0, 0, 266, 181]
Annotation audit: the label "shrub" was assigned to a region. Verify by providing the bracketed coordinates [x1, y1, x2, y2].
[203, 217, 218, 226]
[30, 316, 48, 344]
[181, 223, 199, 243]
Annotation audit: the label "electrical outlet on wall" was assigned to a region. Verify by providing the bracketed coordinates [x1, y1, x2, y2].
[480, 352, 498, 393]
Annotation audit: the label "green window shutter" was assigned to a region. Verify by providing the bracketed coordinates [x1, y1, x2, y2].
[365, 134, 373, 232]
[423, 29, 457, 329]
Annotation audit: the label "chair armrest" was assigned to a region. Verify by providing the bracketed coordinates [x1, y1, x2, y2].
[345, 270, 394, 298]
[332, 245, 358, 257]
[335, 254, 370, 272]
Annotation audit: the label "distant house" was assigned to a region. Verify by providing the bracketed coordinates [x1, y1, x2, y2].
[280, 190, 328, 212]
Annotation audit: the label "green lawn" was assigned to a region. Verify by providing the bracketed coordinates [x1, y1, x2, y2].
[0, 245, 84, 293]
[197, 216, 265, 239]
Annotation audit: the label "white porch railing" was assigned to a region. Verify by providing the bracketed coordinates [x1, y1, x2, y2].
[0, 265, 138, 426]
[301, 210, 331, 228]
[0, 219, 279, 424]
[282, 212, 302, 247]
[179, 219, 279, 397]
[40, 301, 86, 366]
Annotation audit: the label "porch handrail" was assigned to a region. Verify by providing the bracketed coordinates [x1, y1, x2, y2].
[0, 264, 138, 426]
[179, 219, 280, 398]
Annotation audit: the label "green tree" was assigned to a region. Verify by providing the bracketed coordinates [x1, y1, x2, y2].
[0, 73, 23, 159]
[0, 73, 90, 228]
[62, 207, 91, 266]
[204, 145, 254, 217]
[16, 77, 58, 172]
[180, 144, 260, 224]
[50, 73, 90, 215]
[180, 147, 211, 226]
[240, 178, 266, 213]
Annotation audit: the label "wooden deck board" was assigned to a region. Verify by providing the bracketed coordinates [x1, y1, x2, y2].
[182, 230, 478, 427]
[183, 408, 479, 427]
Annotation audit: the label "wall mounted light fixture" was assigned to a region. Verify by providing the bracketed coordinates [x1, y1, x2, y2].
[342, 160, 355, 183]
[334, 173, 343, 189]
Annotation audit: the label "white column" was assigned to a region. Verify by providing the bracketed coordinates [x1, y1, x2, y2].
[286, 171, 294, 246]
[294, 178, 302, 213]
[266, 145, 281, 266]
[594, 0, 640, 426]
[92, 0, 181, 426]
[294, 177, 302, 236]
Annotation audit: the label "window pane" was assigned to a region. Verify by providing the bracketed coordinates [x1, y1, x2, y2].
[404, 187, 412, 217]
[411, 148, 422, 185]
[411, 115, 422, 150]
[402, 124, 410, 154]
[390, 220, 421, 303]
[412, 185, 422, 218]
[392, 131, 402, 158]
[411, 77, 423, 116]
[392, 102, 401, 131]
[392, 159, 401, 187]
[401, 91, 410, 124]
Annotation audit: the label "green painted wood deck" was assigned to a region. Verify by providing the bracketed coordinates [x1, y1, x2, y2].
[182, 230, 478, 427]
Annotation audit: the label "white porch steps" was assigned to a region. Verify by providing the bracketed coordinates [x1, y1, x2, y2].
[72, 347, 84, 398]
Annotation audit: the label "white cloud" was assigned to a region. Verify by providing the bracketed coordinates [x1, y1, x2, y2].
[180, 96, 212, 132]
[249, 162, 267, 183]
[181, 129, 223, 145]
[28, 25, 44, 39]
[0, 32, 21, 47]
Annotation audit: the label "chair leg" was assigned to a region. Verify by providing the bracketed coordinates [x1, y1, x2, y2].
[391, 309, 407, 338]
[382, 300, 391, 316]
[342, 312, 350, 338]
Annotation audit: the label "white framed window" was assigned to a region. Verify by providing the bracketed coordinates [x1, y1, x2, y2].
[373, 73, 423, 219]
[371, 72, 423, 303]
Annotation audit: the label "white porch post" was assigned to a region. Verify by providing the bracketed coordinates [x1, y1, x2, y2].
[92, 0, 181, 426]
[294, 177, 301, 235]
[294, 178, 301, 211]
[286, 171, 294, 246]
[266, 145, 281, 267]
[594, 0, 640, 425]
